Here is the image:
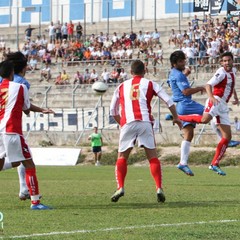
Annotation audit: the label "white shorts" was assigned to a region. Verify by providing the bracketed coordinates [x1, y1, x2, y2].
[204, 96, 230, 125]
[118, 121, 155, 152]
[0, 134, 32, 163]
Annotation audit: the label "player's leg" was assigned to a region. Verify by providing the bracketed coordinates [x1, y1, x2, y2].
[145, 147, 165, 203]
[17, 163, 30, 200]
[111, 148, 131, 202]
[177, 125, 194, 176]
[209, 124, 231, 176]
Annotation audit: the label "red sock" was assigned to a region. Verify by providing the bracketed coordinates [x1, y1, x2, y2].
[149, 158, 162, 189]
[25, 168, 40, 205]
[211, 138, 229, 166]
[178, 114, 203, 123]
[115, 158, 127, 189]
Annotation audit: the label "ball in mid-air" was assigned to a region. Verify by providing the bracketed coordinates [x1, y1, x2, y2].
[92, 81, 108, 94]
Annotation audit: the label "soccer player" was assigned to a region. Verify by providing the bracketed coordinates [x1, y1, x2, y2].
[167, 50, 205, 176]
[109, 60, 182, 203]
[88, 127, 103, 166]
[0, 60, 54, 210]
[177, 52, 239, 176]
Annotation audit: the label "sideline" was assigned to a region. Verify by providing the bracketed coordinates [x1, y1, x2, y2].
[0, 219, 238, 239]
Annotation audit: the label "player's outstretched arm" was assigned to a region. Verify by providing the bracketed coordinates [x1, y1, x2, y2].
[168, 105, 182, 130]
[29, 103, 55, 114]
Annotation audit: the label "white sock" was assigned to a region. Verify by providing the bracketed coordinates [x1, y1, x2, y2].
[180, 140, 191, 165]
[17, 163, 28, 194]
[210, 119, 221, 140]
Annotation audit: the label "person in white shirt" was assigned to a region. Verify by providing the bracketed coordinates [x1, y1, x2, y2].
[118, 68, 128, 83]
[152, 29, 160, 47]
[89, 69, 99, 83]
[101, 68, 110, 83]
[48, 21, 56, 42]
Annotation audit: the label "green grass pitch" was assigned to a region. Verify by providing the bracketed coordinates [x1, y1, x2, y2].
[0, 165, 240, 239]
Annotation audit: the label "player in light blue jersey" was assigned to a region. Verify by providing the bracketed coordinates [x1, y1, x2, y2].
[167, 50, 205, 176]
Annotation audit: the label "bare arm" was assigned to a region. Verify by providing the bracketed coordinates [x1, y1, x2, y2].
[232, 89, 239, 105]
[168, 105, 182, 130]
[205, 84, 219, 105]
[182, 86, 205, 96]
[29, 103, 55, 114]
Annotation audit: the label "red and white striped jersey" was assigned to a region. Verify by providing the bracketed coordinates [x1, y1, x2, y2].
[110, 76, 173, 127]
[207, 67, 236, 103]
[0, 79, 30, 135]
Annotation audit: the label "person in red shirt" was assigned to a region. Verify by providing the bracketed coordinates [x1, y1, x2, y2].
[0, 60, 54, 210]
[109, 60, 182, 203]
[67, 20, 74, 40]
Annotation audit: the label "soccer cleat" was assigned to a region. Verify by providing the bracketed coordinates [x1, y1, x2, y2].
[177, 164, 194, 176]
[111, 188, 124, 202]
[209, 165, 226, 176]
[19, 192, 30, 201]
[30, 203, 53, 210]
[95, 161, 101, 166]
[157, 188, 166, 203]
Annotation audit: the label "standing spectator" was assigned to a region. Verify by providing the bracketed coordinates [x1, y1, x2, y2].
[67, 20, 74, 40]
[55, 20, 62, 42]
[169, 29, 176, 46]
[109, 59, 182, 203]
[61, 22, 68, 40]
[88, 127, 103, 166]
[76, 22, 83, 40]
[48, 21, 56, 42]
[178, 52, 239, 176]
[198, 35, 207, 66]
[25, 25, 36, 40]
[233, 117, 240, 132]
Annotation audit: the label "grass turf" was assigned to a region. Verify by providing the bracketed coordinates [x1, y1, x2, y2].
[0, 165, 240, 239]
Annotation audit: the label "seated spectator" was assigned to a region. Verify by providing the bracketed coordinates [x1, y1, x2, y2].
[89, 69, 99, 83]
[40, 63, 51, 82]
[61, 69, 70, 84]
[28, 55, 38, 72]
[109, 68, 119, 83]
[118, 68, 128, 83]
[73, 70, 83, 84]
[101, 68, 110, 83]
[42, 51, 51, 64]
[54, 72, 63, 85]
[83, 68, 91, 84]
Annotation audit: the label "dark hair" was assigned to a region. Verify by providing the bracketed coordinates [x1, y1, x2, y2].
[0, 60, 14, 78]
[6, 51, 27, 74]
[170, 50, 186, 67]
[220, 51, 233, 60]
[131, 60, 145, 75]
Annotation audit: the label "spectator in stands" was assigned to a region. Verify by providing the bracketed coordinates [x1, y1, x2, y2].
[109, 68, 119, 83]
[89, 69, 99, 83]
[192, 15, 202, 30]
[143, 31, 152, 47]
[28, 55, 38, 72]
[101, 68, 110, 83]
[47, 40, 55, 56]
[168, 29, 177, 46]
[73, 70, 83, 84]
[40, 63, 51, 82]
[152, 28, 160, 47]
[129, 31, 137, 47]
[40, 34, 48, 48]
[54, 72, 62, 85]
[55, 20, 62, 42]
[233, 117, 240, 132]
[76, 22, 83, 40]
[103, 36, 113, 48]
[25, 24, 36, 40]
[67, 20, 74, 40]
[42, 51, 51, 64]
[118, 68, 128, 83]
[83, 68, 91, 84]
[198, 35, 207, 66]
[48, 21, 56, 42]
[61, 69, 70, 84]
[156, 44, 163, 66]
[61, 22, 68, 40]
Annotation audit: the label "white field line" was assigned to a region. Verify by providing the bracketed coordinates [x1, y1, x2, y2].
[0, 219, 238, 239]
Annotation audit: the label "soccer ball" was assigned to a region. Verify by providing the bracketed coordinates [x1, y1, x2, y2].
[92, 81, 108, 94]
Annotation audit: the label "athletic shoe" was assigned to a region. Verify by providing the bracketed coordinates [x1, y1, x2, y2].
[31, 203, 53, 210]
[95, 161, 101, 166]
[19, 192, 30, 201]
[157, 188, 166, 203]
[111, 188, 124, 202]
[177, 164, 194, 176]
[209, 165, 226, 176]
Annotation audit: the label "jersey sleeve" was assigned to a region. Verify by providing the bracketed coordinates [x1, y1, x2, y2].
[110, 87, 120, 116]
[207, 68, 225, 86]
[22, 84, 31, 110]
[176, 73, 190, 91]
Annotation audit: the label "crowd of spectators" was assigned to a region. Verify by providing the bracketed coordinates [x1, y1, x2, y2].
[169, 14, 240, 71]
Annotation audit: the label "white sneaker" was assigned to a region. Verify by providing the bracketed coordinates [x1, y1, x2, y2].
[95, 161, 101, 166]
